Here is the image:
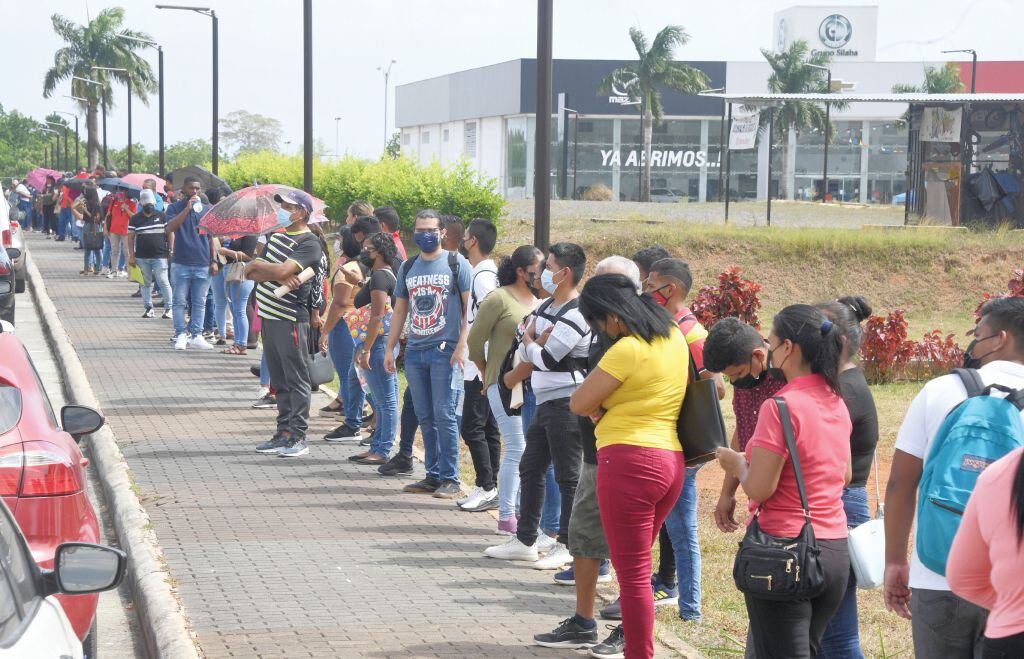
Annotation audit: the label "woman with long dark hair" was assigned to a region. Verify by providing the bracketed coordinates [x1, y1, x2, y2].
[79, 186, 104, 275]
[569, 273, 688, 659]
[717, 304, 853, 658]
[467, 245, 543, 532]
[320, 226, 365, 439]
[818, 296, 878, 658]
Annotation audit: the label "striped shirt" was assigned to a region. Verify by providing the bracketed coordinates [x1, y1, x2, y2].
[127, 210, 169, 259]
[255, 231, 323, 323]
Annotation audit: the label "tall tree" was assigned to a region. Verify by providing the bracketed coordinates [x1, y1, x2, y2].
[892, 62, 965, 125]
[760, 39, 847, 199]
[42, 7, 157, 169]
[219, 110, 283, 157]
[598, 26, 709, 202]
[0, 105, 51, 177]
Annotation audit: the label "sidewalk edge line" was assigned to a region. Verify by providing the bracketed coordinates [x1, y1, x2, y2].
[25, 252, 200, 659]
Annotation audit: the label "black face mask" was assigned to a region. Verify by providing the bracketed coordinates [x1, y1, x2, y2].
[765, 343, 788, 382]
[963, 334, 997, 370]
[458, 242, 469, 258]
[143, 203, 155, 213]
[731, 354, 765, 390]
[358, 250, 375, 268]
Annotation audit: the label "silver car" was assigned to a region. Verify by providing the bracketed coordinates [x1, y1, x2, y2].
[0, 196, 25, 293]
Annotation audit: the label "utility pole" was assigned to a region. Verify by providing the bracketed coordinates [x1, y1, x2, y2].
[943, 49, 978, 93]
[56, 110, 80, 170]
[534, 0, 553, 250]
[303, 0, 313, 193]
[377, 60, 397, 150]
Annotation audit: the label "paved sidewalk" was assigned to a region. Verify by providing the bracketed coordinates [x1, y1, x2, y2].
[28, 235, 660, 658]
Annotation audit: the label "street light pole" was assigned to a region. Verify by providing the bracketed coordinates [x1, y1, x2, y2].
[377, 60, 397, 150]
[40, 128, 59, 169]
[303, 0, 312, 194]
[72, 76, 105, 169]
[156, 5, 218, 172]
[120, 35, 165, 175]
[56, 110, 80, 170]
[943, 49, 978, 93]
[534, 0, 553, 250]
[47, 121, 68, 171]
[334, 116, 341, 160]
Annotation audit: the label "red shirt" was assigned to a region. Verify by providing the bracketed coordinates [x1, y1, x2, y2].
[746, 374, 851, 539]
[674, 307, 707, 373]
[108, 197, 137, 235]
[733, 375, 786, 450]
[391, 231, 407, 261]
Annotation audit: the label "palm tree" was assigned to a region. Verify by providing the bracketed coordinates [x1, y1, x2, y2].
[598, 26, 708, 202]
[42, 8, 157, 169]
[760, 39, 846, 199]
[892, 62, 965, 125]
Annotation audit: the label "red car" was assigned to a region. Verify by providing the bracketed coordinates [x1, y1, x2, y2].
[0, 329, 107, 654]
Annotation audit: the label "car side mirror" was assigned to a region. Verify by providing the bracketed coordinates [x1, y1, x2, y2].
[42, 543, 127, 596]
[4, 248, 20, 260]
[61, 405, 105, 442]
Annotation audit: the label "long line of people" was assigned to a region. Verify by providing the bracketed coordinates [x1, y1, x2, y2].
[28, 173, 1024, 658]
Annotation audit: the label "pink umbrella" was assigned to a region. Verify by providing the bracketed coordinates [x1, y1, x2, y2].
[120, 173, 167, 193]
[25, 168, 62, 190]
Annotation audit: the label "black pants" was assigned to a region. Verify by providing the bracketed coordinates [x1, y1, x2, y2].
[42, 205, 56, 234]
[261, 319, 312, 438]
[984, 632, 1024, 659]
[461, 377, 501, 490]
[745, 538, 849, 659]
[516, 397, 581, 547]
[658, 525, 676, 585]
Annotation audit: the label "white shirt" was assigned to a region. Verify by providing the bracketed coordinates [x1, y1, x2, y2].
[463, 259, 498, 382]
[894, 360, 1024, 590]
[15, 184, 30, 201]
[516, 298, 591, 404]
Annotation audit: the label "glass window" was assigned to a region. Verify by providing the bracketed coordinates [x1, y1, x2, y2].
[421, 131, 430, 145]
[402, 132, 411, 146]
[0, 387, 20, 435]
[0, 503, 39, 642]
[442, 128, 450, 143]
[464, 122, 477, 158]
[506, 117, 528, 192]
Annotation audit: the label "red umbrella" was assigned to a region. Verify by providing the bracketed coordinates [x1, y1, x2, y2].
[198, 184, 328, 238]
[121, 173, 167, 193]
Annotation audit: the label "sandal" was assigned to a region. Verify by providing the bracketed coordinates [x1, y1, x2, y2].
[222, 344, 247, 355]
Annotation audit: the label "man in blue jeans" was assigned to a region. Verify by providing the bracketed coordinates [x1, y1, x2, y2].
[384, 209, 471, 500]
[166, 176, 218, 351]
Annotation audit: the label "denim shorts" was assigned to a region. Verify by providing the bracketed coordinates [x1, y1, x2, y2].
[567, 462, 608, 559]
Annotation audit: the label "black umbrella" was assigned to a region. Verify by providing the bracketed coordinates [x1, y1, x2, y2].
[96, 177, 143, 200]
[168, 165, 232, 198]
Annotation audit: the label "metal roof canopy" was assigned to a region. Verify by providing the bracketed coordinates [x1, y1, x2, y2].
[703, 92, 1024, 105]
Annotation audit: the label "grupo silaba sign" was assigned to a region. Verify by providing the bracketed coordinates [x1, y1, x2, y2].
[600, 149, 717, 168]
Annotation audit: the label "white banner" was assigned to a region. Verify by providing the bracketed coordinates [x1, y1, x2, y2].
[921, 107, 962, 143]
[729, 113, 761, 150]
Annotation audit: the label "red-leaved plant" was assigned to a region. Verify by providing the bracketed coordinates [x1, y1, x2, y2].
[860, 310, 915, 383]
[691, 266, 763, 329]
[975, 268, 1024, 322]
[911, 330, 965, 380]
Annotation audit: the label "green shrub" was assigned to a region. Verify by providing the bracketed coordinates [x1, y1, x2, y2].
[220, 153, 505, 229]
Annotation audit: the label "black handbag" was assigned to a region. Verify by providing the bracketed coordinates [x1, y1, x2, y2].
[732, 398, 826, 601]
[676, 337, 728, 466]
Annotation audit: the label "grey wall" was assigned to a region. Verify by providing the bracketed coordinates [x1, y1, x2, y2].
[395, 60, 523, 127]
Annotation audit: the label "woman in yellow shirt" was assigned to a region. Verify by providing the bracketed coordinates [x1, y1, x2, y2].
[570, 273, 689, 659]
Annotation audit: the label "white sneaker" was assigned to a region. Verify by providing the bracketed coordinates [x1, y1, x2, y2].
[105, 270, 116, 279]
[536, 534, 557, 553]
[117, 269, 128, 278]
[456, 485, 482, 507]
[483, 536, 539, 562]
[99, 267, 111, 277]
[533, 542, 571, 570]
[189, 335, 215, 350]
[460, 487, 498, 511]
[174, 334, 189, 351]
[161, 309, 172, 319]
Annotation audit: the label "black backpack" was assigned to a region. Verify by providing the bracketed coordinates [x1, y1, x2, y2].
[399, 251, 461, 296]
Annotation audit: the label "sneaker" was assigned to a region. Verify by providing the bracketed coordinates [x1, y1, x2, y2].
[318, 401, 343, 417]
[459, 486, 497, 511]
[599, 599, 621, 621]
[588, 625, 625, 658]
[250, 365, 261, 377]
[432, 481, 463, 499]
[378, 453, 414, 476]
[252, 392, 277, 409]
[174, 333, 189, 351]
[142, 308, 154, 318]
[536, 534, 557, 553]
[456, 485, 482, 507]
[278, 437, 309, 457]
[105, 270, 115, 279]
[554, 559, 612, 586]
[402, 477, 441, 494]
[161, 309, 171, 319]
[99, 267, 111, 277]
[202, 330, 215, 340]
[324, 423, 361, 442]
[255, 433, 289, 454]
[116, 269, 128, 278]
[496, 517, 518, 535]
[483, 536, 538, 562]
[652, 575, 679, 608]
[533, 617, 598, 649]
[131, 289, 142, 298]
[533, 542, 571, 570]
[359, 436, 372, 447]
[189, 335, 215, 350]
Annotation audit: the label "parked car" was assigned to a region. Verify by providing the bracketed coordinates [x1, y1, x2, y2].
[650, 188, 682, 203]
[0, 496, 125, 658]
[0, 244, 16, 324]
[0, 196, 25, 294]
[0, 329, 108, 654]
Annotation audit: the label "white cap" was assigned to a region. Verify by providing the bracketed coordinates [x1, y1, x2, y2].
[139, 189, 156, 205]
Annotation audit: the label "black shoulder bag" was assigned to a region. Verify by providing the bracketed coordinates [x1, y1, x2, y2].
[676, 318, 728, 466]
[732, 397, 826, 601]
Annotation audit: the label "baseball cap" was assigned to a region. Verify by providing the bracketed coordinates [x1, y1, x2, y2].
[139, 189, 156, 205]
[273, 189, 313, 214]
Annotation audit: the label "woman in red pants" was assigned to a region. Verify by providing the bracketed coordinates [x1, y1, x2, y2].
[571, 273, 689, 659]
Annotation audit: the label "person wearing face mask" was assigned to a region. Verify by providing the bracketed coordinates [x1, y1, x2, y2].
[884, 297, 1024, 659]
[126, 189, 173, 319]
[246, 190, 325, 458]
[639, 257, 725, 624]
[716, 305, 853, 659]
[384, 210, 472, 499]
[166, 176, 218, 351]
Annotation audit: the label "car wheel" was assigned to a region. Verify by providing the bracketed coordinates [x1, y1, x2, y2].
[14, 276, 24, 294]
[82, 620, 98, 659]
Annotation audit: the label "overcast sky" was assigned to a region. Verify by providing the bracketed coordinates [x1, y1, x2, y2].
[5, 0, 1018, 161]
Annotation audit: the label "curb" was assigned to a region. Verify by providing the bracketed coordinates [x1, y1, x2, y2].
[25, 252, 200, 659]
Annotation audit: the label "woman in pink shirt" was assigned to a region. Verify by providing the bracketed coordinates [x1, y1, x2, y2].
[717, 304, 853, 658]
[948, 447, 1024, 657]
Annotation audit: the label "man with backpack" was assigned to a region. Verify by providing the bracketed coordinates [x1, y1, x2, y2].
[485, 242, 590, 572]
[456, 218, 502, 512]
[384, 210, 472, 499]
[885, 297, 1024, 658]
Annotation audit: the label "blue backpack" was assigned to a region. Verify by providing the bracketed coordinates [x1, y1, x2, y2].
[916, 368, 1024, 575]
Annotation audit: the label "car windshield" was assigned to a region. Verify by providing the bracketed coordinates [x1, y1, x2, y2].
[0, 386, 20, 435]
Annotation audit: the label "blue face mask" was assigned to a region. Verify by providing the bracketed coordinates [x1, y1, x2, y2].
[276, 207, 294, 227]
[413, 230, 440, 253]
[540, 268, 560, 295]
